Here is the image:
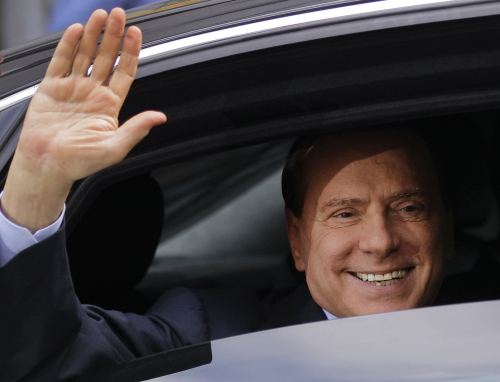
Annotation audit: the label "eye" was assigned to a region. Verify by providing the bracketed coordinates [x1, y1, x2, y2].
[326, 209, 361, 227]
[336, 212, 354, 218]
[395, 201, 429, 221]
[401, 205, 418, 212]
[331, 210, 358, 219]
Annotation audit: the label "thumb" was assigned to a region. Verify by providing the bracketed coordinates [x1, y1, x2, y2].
[113, 111, 167, 158]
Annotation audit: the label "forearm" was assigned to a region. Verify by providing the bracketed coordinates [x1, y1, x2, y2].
[2, 151, 72, 233]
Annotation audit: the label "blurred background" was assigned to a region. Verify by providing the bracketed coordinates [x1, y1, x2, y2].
[0, 0, 158, 51]
[0, 0, 54, 51]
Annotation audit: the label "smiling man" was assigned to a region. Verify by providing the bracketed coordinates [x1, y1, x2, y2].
[0, 8, 457, 382]
[282, 130, 454, 319]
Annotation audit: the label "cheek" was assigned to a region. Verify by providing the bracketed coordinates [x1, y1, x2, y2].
[397, 218, 448, 276]
[395, 222, 425, 257]
[419, 219, 448, 261]
[307, 225, 357, 273]
[413, 220, 449, 305]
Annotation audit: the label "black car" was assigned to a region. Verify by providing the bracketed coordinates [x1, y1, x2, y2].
[2, 0, 500, 380]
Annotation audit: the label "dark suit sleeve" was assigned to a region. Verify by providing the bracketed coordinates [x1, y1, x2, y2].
[0, 227, 209, 382]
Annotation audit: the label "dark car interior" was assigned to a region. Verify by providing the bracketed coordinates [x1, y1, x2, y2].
[51, 12, 500, 314]
[64, 111, 500, 314]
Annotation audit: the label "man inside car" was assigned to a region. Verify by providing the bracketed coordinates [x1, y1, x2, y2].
[0, 8, 454, 381]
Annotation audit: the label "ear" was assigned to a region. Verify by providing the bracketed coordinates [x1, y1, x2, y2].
[285, 208, 307, 272]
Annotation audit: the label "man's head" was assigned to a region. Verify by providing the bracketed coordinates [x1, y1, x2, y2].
[282, 128, 455, 318]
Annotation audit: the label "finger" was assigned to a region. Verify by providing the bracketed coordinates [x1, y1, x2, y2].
[111, 111, 167, 159]
[72, 9, 108, 76]
[91, 8, 126, 83]
[46, 23, 84, 78]
[108, 26, 142, 101]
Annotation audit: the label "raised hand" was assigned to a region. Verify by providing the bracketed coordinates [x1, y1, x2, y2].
[21, 8, 166, 181]
[2, 8, 166, 232]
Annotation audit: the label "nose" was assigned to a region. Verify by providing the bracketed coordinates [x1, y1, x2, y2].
[358, 214, 400, 258]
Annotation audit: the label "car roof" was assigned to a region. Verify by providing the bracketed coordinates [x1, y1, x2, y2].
[2, 0, 498, 103]
[0, 0, 364, 97]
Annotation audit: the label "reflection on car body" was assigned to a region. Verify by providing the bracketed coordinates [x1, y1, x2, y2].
[2, 0, 500, 381]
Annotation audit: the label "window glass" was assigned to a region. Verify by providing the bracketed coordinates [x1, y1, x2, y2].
[138, 140, 294, 292]
[0, 100, 27, 144]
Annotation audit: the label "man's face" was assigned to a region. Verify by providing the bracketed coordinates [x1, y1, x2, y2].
[287, 130, 454, 318]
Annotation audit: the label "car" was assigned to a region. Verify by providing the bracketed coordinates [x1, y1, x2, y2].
[2, 0, 500, 381]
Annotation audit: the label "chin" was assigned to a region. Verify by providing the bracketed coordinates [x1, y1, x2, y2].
[344, 297, 420, 317]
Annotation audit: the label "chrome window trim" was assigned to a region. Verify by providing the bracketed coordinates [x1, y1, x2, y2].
[0, 85, 38, 113]
[137, 0, 453, 61]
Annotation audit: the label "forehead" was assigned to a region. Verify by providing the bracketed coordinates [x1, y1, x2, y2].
[303, 129, 439, 202]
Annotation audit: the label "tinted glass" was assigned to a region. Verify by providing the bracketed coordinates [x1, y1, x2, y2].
[137, 140, 294, 293]
[0, 100, 26, 144]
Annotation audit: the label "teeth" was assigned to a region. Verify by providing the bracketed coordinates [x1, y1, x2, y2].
[353, 269, 409, 286]
[363, 278, 402, 286]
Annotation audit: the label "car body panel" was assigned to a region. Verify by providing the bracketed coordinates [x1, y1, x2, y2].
[151, 300, 500, 382]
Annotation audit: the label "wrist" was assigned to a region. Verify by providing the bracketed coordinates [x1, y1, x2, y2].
[2, 151, 73, 233]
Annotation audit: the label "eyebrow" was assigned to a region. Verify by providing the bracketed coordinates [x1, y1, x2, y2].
[389, 189, 428, 201]
[319, 197, 364, 212]
[319, 189, 428, 213]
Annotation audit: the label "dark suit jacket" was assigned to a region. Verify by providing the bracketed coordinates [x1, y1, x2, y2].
[0, 227, 326, 382]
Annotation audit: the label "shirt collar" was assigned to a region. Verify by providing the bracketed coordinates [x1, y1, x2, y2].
[322, 309, 338, 320]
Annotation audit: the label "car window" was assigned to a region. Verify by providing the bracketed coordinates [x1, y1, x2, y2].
[137, 140, 295, 293]
[0, 100, 27, 145]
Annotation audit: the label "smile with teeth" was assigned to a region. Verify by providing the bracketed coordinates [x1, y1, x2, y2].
[351, 269, 409, 286]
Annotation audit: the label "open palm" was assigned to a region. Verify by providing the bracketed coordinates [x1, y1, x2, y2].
[1, 8, 166, 232]
[18, 8, 166, 182]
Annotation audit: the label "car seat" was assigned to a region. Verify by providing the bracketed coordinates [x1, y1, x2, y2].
[434, 115, 500, 305]
[66, 174, 164, 313]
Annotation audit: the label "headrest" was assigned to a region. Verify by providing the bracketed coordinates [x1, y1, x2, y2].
[417, 115, 496, 230]
[446, 141, 495, 229]
[67, 175, 164, 298]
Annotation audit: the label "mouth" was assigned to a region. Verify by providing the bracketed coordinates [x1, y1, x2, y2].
[350, 269, 411, 286]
